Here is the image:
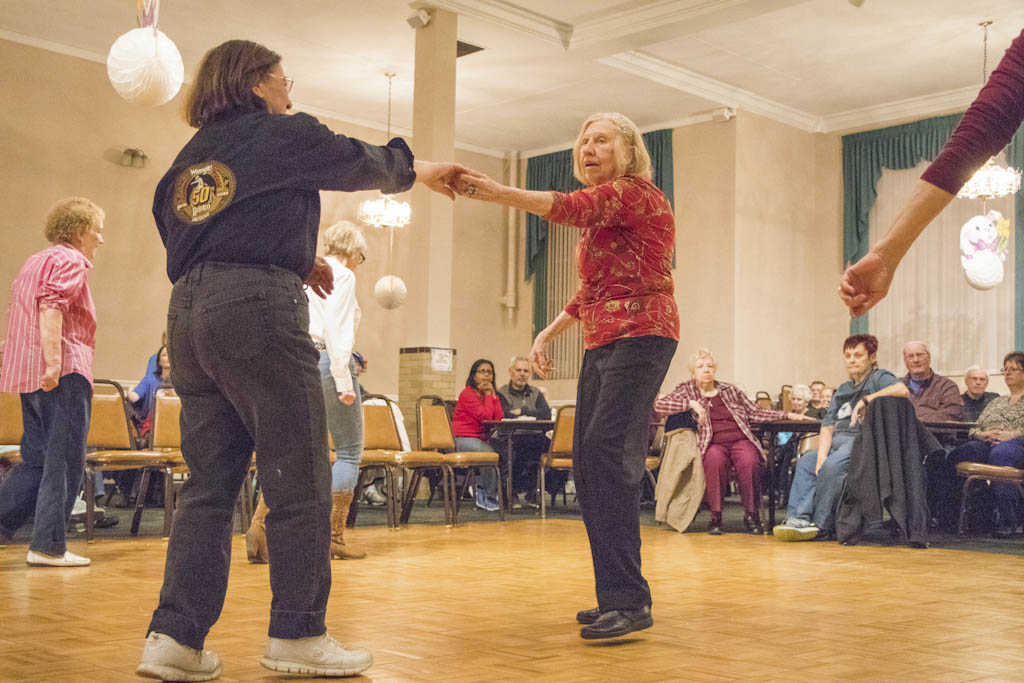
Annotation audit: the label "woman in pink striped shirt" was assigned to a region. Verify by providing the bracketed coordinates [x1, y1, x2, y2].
[0, 197, 104, 568]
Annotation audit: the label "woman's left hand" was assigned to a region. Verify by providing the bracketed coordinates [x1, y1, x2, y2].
[456, 169, 502, 202]
[306, 256, 334, 299]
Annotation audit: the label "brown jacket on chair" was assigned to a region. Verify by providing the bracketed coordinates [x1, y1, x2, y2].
[654, 428, 704, 532]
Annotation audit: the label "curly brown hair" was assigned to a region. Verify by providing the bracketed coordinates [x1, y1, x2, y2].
[44, 197, 104, 244]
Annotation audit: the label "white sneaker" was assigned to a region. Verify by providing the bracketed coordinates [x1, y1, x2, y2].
[136, 632, 222, 681]
[261, 633, 372, 676]
[26, 549, 90, 567]
[363, 484, 387, 506]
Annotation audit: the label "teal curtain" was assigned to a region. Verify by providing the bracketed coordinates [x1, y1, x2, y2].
[843, 113, 1024, 335]
[525, 129, 675, 335]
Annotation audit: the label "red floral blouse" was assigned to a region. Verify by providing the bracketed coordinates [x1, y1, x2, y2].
[545, 175, 679, 350]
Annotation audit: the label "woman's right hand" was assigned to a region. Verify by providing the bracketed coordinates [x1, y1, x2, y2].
[338, 390, 356, 405]
[690, 401, 707, 425]
[456, 169, 503, 203]
[478, 380, 495, 395]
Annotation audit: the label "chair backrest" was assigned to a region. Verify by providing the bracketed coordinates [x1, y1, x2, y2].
[86, 380, 135, 450]
[151, 392, 181, 450]
[0, 392, 23, 445]
[780, 385, 792, 412]
[549, 405, 575, 454]
[362, 394, 403, 451]
[417, 395, 455, 450]
[755, 391, 772, 410]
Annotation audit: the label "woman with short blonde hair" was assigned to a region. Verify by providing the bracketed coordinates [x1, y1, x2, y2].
[322, 220, 367, 259]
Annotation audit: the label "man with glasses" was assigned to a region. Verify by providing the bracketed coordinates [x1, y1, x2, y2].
[926, 352, 1024, 535]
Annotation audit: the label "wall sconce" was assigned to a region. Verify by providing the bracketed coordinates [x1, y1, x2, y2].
[120, 148, 148, 168]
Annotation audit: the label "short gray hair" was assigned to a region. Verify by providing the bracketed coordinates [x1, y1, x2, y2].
[902, 341, 931, 356]
[964, 365, 988, 377]
[509, 356, 530, 368]
[322, 219, 367, 258]
[790, 384, 812, 401]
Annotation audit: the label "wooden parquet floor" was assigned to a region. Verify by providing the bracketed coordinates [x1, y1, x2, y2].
[2, 518, 1023, 682]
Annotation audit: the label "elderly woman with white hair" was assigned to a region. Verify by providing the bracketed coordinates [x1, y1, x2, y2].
[456, 112, 677, 640]
[655, 349, 811, 535]
[247, 220, 369, 562]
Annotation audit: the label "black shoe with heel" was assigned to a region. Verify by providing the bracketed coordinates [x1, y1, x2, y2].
[580, 606, 653, 640]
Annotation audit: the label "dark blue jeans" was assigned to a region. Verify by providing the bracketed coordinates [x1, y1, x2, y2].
[0, 372, 91, 555]
[574, 335, 677, 612]
[147, 263, 332, 650]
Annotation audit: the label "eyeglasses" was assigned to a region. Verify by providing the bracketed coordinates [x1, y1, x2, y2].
[1003, 365, 1024, 374]
[267, 73, 294, 93]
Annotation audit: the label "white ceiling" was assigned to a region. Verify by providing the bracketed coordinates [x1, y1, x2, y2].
[1, 0, 1022, 157]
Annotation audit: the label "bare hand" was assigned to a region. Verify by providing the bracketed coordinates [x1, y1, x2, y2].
[455, 169, 501, 202]
[840, 250, 893, 318]
[478, 380, 495, 395]
[850, 399, 868, 426]
[815, 454, 828, 475]
[690, 402, 707, 426]
[414, 160, 466, 200]
[339, 390, 356, 405]
[787, 412, 814, 421]
[306, 256, 334, 299]
[978, 429, 1018, 443]
[40, 366, 59, 392]
[529, 334, 554, 379]
[510, 408, 522, 416]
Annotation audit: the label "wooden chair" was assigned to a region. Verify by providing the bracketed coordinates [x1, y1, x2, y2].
[955, 462, 1024, 535]
[416, 395, 504, 525]
[780, 385, 793, 412]
[755, 391, 772, 410]
[83, 380, 177, 540]
[540, 405, 575, 518]
[0, 392, 23, 484]
[353, 394, 448, 529]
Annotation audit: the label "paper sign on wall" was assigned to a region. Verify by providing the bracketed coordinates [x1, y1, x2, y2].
[431, 348, 453, 372]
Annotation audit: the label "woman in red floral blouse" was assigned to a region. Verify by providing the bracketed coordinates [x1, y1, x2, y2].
[457, 112, 678, 641]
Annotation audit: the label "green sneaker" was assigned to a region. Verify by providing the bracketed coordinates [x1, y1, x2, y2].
[772, 518, 818, 541]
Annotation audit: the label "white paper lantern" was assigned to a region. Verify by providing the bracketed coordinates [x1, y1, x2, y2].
[960, 211, 1008, 290]
[106, 27, 184, 107]
[374, 275, 407, 310]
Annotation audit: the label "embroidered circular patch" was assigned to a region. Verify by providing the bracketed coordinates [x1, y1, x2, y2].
[172, 160, 236, 224]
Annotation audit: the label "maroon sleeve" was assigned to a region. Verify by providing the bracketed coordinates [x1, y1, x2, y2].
[921, 28, 1024, 194]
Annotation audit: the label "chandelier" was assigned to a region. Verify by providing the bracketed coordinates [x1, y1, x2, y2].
[359, 73, 411, 228]
[957, 21, 1022, 200]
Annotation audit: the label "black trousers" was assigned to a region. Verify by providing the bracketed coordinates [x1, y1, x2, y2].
[148, 262, 332, 649]
[574, 335, 677, 612]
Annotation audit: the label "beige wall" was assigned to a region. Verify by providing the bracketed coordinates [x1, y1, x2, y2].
[0, 39, 532, 397]
[0, 37, 862, 404]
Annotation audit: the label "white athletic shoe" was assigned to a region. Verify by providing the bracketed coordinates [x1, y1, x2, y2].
[261, 633, 373, 677]
[136, 632, 223, 681]
[26, 549, 90, 567]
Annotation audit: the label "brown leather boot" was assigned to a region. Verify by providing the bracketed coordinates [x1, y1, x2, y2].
[246, 496, 270, 564]
[331, 491, 366, 560]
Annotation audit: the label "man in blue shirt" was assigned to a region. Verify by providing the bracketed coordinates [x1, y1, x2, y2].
[774, 335, 910, 541]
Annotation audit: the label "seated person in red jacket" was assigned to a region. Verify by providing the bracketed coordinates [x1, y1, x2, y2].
[451, 359, 505, 512]
[901, 341, 963, 421]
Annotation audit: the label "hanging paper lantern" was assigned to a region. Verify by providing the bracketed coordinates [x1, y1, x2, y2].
[106, 27, 184, 107]
[374, 275, 408, 310]
[959, 210, 1009, 290]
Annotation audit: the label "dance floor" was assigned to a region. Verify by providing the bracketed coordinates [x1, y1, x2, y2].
[2, 517, 1023, 682]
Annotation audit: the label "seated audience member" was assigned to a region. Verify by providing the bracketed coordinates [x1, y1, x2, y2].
[496, 356, 553, 509]
[820, 386, 834, 406]
[128, 345, 172, 443]
[962, 365, 999, 422]
[655, 348, 810, 535]
[774, 334, 910, 541]
[802, 383, 826, 419]
[927, 352, 1024, 536]
[451, 358, 505, 512]
[901, 341, 963, 421]
[808, 381, 828, 414]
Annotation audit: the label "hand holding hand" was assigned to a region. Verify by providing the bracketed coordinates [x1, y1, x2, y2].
[455, 169, 501, 202]
[306, 256, 334, 299]
[414, 160, 465, 200]
[840, 250, 893, 318]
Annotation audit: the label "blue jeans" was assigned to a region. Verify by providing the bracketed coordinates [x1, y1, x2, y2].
[454, 436, 498, 498]
[0, 372, 91, 555]
[147, 263, 331, 650]
[319, 352, 362, 493]
[786, 431, 855, 530]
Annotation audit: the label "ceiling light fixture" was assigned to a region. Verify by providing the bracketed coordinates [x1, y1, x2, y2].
[957, 21, 1022, 200]
[358, 73, 411, 230]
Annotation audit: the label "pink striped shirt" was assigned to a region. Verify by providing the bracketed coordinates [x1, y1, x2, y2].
[0, 243, 96, 393]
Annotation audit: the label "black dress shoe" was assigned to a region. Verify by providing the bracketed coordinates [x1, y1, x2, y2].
[580, 606, 653, 640]
[708, 512, 723, 535]
[576, 607, 601, 624]
[743, 512, 764, 535]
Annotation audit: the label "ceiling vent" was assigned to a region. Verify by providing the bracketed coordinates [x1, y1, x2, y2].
[457, 40, 484, 58]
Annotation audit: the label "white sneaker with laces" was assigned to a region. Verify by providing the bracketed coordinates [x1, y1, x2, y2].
[261, 633, 372, 676]
[26, 549, 90, 567]
[136, 632, 222, 681]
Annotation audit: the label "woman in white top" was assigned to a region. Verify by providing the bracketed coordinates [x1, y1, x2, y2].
[247, 220, 368, 561]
